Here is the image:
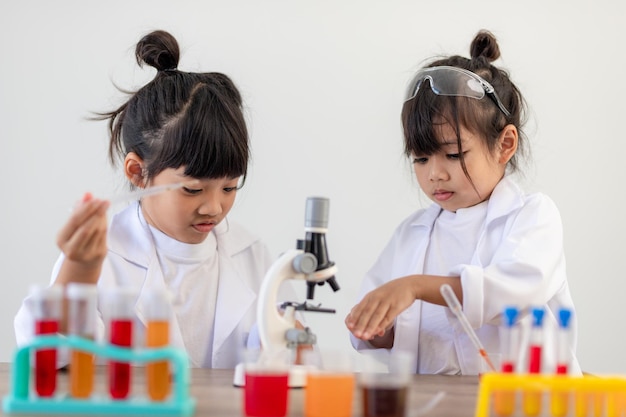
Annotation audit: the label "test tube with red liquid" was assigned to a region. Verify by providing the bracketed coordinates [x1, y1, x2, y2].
[144, 288, 171, 401]
[106, 288, 136, 399]
[494, 306, 519, 417]
[552, 307, 573, 417]
[523, 306, 545, 417]
[67, 283, 98, 399]
[29, 285, 63, 397]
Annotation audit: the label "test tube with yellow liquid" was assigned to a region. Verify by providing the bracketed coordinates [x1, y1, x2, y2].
[145, 288, 171, 401]
[67, 283, 98, 399]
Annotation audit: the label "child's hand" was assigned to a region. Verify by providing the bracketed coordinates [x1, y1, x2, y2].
[345, 276, 418, 341]
[56, 193, 110, 270]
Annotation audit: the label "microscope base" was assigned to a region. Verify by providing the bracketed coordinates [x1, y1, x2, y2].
[232, 362, 314, 388]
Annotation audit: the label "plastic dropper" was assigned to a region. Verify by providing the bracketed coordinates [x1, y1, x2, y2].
[440, 284, 496, 373]
[107, 182, 189, 206]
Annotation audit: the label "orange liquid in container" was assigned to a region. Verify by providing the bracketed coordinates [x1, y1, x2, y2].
[70, 350, 94, 398]
[305, 373, 354, 417]
[146, 320, 170, 400]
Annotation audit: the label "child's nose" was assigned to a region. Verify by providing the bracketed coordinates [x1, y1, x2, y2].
[197, 195, 222, 217]
[429, 158, 449, 181]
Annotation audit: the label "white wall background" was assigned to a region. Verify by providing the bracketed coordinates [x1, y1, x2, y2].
[1, 1, 624, 374]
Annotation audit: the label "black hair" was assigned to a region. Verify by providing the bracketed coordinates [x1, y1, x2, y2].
[401, 30, 528, 186]
[94, 30, 249, 186]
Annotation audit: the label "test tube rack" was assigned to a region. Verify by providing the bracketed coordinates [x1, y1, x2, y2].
[2, 335, 196, 416]
[476, 372, 626, 417]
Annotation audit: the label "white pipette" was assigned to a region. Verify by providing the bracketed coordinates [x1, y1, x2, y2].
[107, 182, 189, 206]
[440, 284, 496, 372]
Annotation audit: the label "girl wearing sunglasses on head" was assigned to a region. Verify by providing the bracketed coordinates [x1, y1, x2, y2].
[345, 30, 580, 375]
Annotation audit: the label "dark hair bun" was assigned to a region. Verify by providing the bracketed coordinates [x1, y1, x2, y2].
[469, 30, 501, 62]
[135, 30, 180, 71]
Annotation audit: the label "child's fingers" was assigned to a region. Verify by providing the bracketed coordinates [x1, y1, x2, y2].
[57, 198, 108, 246]
[346, 299, 391, 340]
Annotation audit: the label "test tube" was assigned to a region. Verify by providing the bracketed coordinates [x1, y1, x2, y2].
[494, 306, 519, 417]
[145, 288, 171, 401]
[29, 285, 63, 397]
[106, 288, 136, 399]
[66, 283, 98, 399]
[552, 307, 573, 417]
[523, 306, 545, 417]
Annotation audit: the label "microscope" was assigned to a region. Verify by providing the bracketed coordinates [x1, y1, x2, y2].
[233, 196, 339, 388]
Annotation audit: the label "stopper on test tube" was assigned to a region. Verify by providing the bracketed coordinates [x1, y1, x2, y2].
[503, 306, 518, 328]
[531, 307, 545, 328]
[558, 308, 572, 329]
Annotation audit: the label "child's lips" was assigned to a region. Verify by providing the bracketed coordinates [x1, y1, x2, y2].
[193, 222, 215, 233]
[433, 190, 453, 201]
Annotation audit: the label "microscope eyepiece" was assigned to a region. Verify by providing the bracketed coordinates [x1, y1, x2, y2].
[305, 197, 330, 230]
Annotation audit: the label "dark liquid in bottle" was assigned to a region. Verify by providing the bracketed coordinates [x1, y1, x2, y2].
[362, 386, 407, 417]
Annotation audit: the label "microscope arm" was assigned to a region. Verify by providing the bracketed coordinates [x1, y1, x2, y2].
[257, 249, 315, 350]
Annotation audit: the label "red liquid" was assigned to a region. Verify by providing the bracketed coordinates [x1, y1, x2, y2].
[362, 386, 407, 417]
[244, 373, 289, 417]
[528, 345, 542, 373]
[109, 319, 132, 399]
[501, 361, 514, 373]
[34, 320, 58, 397]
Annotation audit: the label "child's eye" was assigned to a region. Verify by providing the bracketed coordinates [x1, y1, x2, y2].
[413, 157, 428, 164]
[447, 151, 466, 160]
[183, 187, 202, 195]
[224, 186, 238, 193]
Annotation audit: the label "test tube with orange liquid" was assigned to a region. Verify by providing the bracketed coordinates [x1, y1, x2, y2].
[523, 307, 545, 417]
[66, 283, 98, 399]
[145, 288, 171, 401]
[29, 285, 63, 397]
[493, 306, 519, 417]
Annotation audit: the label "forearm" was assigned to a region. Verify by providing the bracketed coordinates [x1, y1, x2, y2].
[410, 274, 463, 306]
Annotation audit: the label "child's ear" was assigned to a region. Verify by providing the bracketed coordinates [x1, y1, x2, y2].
[124, 152, 146, 187]
[498, 125, 518, 165]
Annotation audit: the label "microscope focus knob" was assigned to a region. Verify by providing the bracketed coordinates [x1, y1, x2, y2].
[292, 253, 318, 274]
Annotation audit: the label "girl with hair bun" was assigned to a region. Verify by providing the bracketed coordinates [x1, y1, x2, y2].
[345, 30, 580, 375]
[15, 30, 297, 368]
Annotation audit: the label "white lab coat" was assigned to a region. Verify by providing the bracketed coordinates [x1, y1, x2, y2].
[15, 202, 299, 369]
[350, 176, 581, 375]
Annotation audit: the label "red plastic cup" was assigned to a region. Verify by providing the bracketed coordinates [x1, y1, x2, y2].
[242, 349, 290, 417]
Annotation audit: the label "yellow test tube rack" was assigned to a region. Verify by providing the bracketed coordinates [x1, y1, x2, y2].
[476, 372, 626, 417]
